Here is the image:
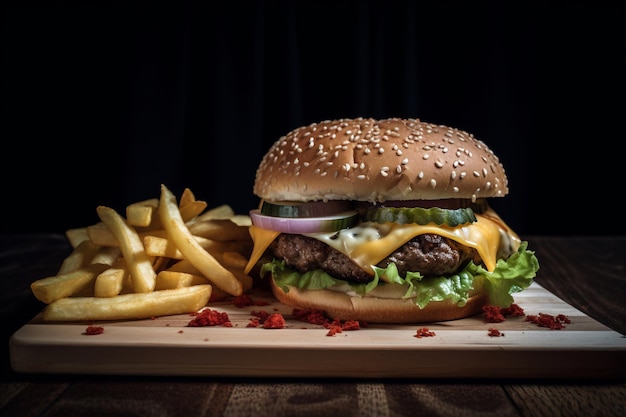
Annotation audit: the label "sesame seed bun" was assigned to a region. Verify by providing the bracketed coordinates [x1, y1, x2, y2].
[270, 277, 490, 324]
[254, 117, 508, 203]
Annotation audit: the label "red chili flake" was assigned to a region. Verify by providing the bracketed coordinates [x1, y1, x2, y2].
[326, 325, 342, 336]
[341, 320, 361, 331]
[83, 326, 104, 335]
[483, 303, 525, 323]
[251, 310, 271, 322]
[292, 308, 329, 325]
[502, 303, 525, 317]
[233, 294, 271, 308]
[488, 328, 504, 337]
[209, 291, 228, 303]
[247, 318, 260, 327]
[232, 294, 255, 308]
[525, 312, 570, 330]
[262, 313, 286, 329]
[187, 308, 232, 327]
[482, 305, 506, 323]
[414, 327, 436, 338]
[292, 309, 363, 335]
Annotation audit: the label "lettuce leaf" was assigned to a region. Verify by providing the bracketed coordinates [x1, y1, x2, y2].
[261, 241, 539, 309]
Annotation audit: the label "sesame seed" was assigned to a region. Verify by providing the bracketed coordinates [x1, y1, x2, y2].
[430, 179, 437, 188]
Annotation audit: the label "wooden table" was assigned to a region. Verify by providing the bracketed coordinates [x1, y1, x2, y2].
[1, 234, 625, 417]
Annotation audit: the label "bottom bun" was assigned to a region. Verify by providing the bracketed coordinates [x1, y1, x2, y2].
[270, 278, 490, 324]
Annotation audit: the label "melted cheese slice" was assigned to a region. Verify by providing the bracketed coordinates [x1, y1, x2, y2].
[244, 208, 519, 275]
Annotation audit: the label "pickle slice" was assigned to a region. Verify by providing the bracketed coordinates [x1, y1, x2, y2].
[260, 200, 352, 218]
[363, 206, 477, 227]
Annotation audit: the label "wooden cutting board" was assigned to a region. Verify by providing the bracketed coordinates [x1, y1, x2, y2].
[9, 282, 626, 379]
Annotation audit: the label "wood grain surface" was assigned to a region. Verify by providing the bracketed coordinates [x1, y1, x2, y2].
[8, 282, 626, 379]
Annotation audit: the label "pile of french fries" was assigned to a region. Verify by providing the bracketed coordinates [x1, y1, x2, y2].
[31, 184, 254, 322]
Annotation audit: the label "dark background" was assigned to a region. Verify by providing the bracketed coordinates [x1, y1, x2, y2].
[1, 1, 624, 236]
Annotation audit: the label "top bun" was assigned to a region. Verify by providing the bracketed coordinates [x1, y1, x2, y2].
[254, 117, 509, 203]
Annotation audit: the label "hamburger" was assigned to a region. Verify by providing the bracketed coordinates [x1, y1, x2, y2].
[244, 117, 539, 323]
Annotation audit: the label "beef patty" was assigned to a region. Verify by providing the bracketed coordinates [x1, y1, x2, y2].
[269, 233, 481, 284]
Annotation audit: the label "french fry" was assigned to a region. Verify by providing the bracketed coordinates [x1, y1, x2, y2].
[88, 224, 169, 247]
[126, 198, 159, 227]
[178, 187, 196, 208]
[187, 219, 252, 242]
[89, 246, 122, 266]
[165, 260, 230, 301]
[43, 285, 213, 321]
[96, 206, 156, 293]
[158, 184, 242, 296]
[143, 235, 184, 259]
[166, 259, 200, 274]
[94, 266, 127, 298]
[229, 214, 252, 226]
[222, 251, 249, 270]
[230, 269, 254, 292]
[179, 200, 208, 221]
[143, 234, 246, 260]
[31, 263, 110, 304]
[30, 185, 257, 322]
[86, 222, 118, 247]
[151, 256, 170, 273]
[57, 239, 101, 275]
[155, 270, 208, 290]
[107, 257, 134, 292]
[65, 227, 89, 248]
[194, 204, 235, 221]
